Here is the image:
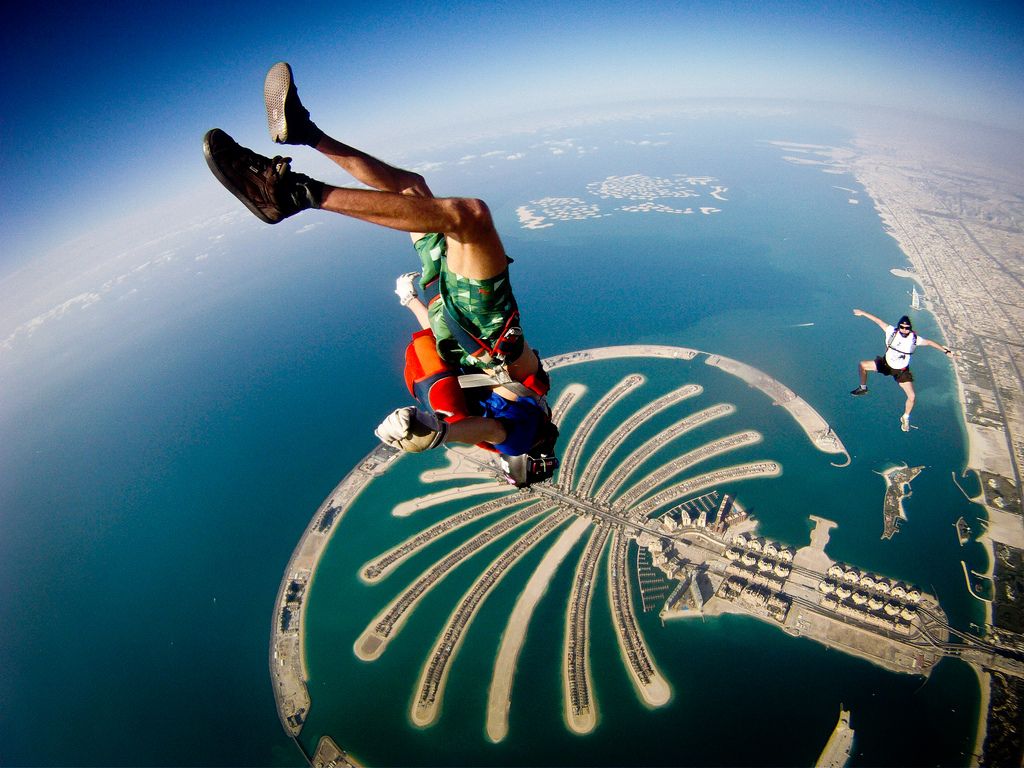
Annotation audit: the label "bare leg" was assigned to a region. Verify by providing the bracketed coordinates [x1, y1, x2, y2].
[263, 63, 508, 279]
[276, 67, 541, 395]
[858, 360, 876, 387]
[311, 136, 508, 280]
[315, 136, 431, 198]
[898, 381, 916, 418]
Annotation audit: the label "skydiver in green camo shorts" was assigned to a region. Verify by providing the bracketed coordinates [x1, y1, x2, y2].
[410, 232, 520, 369]
[202, 62, 557, 483]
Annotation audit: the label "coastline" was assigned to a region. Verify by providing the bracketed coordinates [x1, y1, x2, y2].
[841, 135, 1024, 763]
[866, 186, 999, 756]
[775, 129, 1024, 762]
[970, 663, 992, 766]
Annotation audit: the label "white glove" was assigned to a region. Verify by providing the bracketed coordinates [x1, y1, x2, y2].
[375, 406, 447, 452]
[395, 272, 420, 306]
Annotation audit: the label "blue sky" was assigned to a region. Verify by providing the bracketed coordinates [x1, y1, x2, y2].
[2, 0, 1023, 273]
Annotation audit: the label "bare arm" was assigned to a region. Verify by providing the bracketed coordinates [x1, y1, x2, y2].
[852, 308, 888, 331]
[921, 337, 953, 356]
[447, 416, 507, 446]
[403, 297, 431, 330]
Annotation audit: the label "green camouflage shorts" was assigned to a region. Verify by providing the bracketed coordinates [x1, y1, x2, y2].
[413, 233, 517, 369]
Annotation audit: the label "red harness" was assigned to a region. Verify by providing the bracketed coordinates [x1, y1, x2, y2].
[403, 328, 550, 454]
[403, 329, 471, 424]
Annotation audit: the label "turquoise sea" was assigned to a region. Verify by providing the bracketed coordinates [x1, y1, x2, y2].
[0, 111, 988, 765]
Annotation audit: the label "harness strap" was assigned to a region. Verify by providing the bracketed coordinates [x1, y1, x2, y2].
[457, 374, 549, 410]
[441, 294, 523, 366]
[457, 372, 510, 389]
[420, 275, 440, 303]
[886, 329, 918, 356]
[456, 359, 551, 401]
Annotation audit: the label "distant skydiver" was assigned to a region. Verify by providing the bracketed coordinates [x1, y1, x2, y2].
[203, 62, 558, 485]
[849, 309, 952, 432]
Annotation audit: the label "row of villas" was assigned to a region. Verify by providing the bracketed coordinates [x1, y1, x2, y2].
[362, 496, 521, 581]
[818, 593, 915, 635]
[719, 577, 791, 622]
[817, 580, 919, 625]
[825, 563, 923, 602]
[730, 533, 795, 561]
[609, 535, 657, 686]
[717, 532, 795, 622]
[415, 511, 569, 711]
[566, 528, 608, 716]
[724, 561, 788, 593]
[374, 505, 543, 638]
[725, 548, 793, 579]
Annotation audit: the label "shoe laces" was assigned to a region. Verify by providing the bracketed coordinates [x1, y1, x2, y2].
[266, 156, 318, 210]
[269, 156, 293, 179]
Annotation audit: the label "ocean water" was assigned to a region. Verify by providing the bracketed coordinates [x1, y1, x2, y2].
[298, 115, 987, 765]
[0, 111, 987, 765]
[300, 355, 981, 767]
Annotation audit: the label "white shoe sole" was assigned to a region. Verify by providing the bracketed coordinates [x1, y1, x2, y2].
[264, 62, 293, 144]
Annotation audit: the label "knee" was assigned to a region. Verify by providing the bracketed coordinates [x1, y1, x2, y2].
[447, 197, 494, 236]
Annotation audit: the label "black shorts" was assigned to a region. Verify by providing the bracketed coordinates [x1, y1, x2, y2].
[874, 356, 914, 383]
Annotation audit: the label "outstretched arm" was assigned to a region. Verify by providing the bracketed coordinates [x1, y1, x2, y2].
[375, 407, 507, 452]
[922, 338, 953, 356]
[852, 308, 888, 331]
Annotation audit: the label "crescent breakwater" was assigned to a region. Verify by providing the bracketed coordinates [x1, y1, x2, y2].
[270, 444, 402, 741]
[546, 345, 852, 466]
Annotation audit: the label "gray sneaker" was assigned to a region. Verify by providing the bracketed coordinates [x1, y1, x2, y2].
[203, 128, 323, 224]
[850, 385, 868, 396]
[264, 62, 324, 146]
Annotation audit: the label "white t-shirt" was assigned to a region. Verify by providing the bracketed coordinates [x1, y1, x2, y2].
[883, 325, 925, 370]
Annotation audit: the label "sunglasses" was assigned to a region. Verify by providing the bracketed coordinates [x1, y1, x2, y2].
[898, 325, 911, 330]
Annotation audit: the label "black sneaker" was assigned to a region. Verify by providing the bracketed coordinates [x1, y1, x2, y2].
[203, 128, 323, 224]
[264, 62, 324, 146]
[850, 385, 868, 396]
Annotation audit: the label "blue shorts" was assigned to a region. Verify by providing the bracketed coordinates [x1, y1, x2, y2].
[477, 391, 544, 456]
